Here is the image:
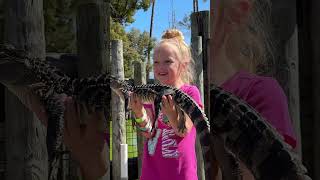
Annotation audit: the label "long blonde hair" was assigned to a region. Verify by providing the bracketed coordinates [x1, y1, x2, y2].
[154, 29, 195, 83]
[226, 0, 274, 75]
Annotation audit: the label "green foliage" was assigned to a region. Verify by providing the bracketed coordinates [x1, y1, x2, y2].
[111, 21, 156, 78]
[44, 0, 155, 78]
[110, 0, 151, 25]
[44, 0, 76, 53]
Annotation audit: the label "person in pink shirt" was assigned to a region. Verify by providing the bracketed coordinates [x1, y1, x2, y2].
[129, 29, 202, 180]
[209, 0, 296, 179]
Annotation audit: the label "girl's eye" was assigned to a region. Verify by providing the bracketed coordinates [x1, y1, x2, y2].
[165, 60, 173, 64]
[154, 61, 159, 64]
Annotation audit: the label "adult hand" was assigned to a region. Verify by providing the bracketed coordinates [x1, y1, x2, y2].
[63, 97, 108, 180]
[8, 85, 108, 180]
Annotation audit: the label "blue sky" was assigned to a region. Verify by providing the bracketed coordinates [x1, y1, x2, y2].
[125, 0, 210, 45]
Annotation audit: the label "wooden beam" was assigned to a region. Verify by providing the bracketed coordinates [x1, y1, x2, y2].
[3, 0, 48, 180]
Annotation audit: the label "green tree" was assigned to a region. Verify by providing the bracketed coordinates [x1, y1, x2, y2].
[44, 0, 76, 52]
[111, 23, 156, 78]
[110, 0, 152, 24]
[43, 0, 155, 78]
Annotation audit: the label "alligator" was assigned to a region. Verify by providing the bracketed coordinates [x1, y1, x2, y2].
[0, 43, 214, 180]
[0, 44, 312, 180]
[210, 84, 312, 180]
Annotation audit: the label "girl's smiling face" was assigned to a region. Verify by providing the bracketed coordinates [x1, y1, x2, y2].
[153, 42, 185, 87]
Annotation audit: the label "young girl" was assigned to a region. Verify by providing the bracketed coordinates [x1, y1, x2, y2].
[209, 0, 296, 179]
[129, 29, 202, 180]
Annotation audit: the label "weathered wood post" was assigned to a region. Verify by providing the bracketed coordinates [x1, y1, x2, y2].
[297, 0, 319, 178]
[0, 1, 6, 178]
[76, 0, 109, 179]
[270, 0, 302, 156]
[191, 36, 205, 180]
[111, 40, 126, 180]
[77, 0, 107, 77]
[4, 0, 48, 179]
[191, 11, 210, 117]
[133, 61, 146, 177]
[310, 1, 320, 179]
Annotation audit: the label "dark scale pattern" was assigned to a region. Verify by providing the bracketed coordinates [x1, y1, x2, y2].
[210, 84, 312, 180]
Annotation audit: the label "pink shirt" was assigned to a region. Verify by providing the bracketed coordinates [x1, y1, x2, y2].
[140, 84, 203, 180]
[221, 70, 297, 148]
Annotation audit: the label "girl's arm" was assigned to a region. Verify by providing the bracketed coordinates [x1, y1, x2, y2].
[129, 95, 154, 138]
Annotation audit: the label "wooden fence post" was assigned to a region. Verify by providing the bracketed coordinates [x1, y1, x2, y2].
[191, 11, 210, 117]
[4, 0, 48, 179]
[76, 1, 109, 179]
[310, 1, 320, 179]
[111, 40, 126, 180]
[191, 36, 205, 180]
[76, 0, 107, 77]
[296, 0, 319, 178]
[271, 0, 302, 157]
[133, 61, 146, 177]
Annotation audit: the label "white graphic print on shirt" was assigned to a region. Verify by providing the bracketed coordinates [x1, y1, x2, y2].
[162, 128, 179, 158]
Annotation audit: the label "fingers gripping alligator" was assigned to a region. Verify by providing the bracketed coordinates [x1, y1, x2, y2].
[0, 44, 311, 180]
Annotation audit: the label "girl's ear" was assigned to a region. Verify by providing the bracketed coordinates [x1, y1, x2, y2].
[227, 0, 252, 26]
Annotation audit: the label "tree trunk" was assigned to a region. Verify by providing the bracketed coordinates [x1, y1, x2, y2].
[4, 0, 47, 180]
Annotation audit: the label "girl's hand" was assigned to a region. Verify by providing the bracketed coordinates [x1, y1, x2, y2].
[161, 95, 178, 126]
[129, 93, 145, 118]
[161, 95, 194, 137]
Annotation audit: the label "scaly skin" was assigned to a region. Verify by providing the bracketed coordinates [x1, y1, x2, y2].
[210, 84, 311, 180]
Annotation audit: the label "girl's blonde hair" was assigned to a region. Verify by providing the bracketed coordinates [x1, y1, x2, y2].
[226, 0, 274, 75]
[154, 29, 195, 83]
